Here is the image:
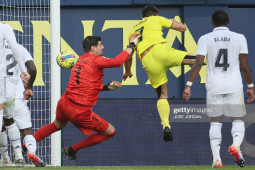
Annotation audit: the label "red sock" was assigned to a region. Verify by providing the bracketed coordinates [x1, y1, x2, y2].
[72, 129, 116, 152]
[33, 122, 60, 142]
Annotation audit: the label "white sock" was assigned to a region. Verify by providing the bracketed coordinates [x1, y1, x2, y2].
[6, 123, 23, 160]
[209, 122, 222, 162]
[0, 110, 3, 132]
[0, 131, 9, 159]
[24, 134, 37, 154]
[231, 120, 245, 148]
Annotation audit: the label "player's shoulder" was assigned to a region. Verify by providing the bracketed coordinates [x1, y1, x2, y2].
[0, 22, 12, 30]
[198, 32, 212, 42]
[229, 30, 246, 39]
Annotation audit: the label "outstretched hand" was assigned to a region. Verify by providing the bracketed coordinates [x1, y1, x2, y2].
[129, 34, 141, 45]
[183, 86, 191, 101]
[122, 72, 133, 81]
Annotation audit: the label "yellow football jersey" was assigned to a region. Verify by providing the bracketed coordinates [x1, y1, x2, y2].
[129, 16, 173, 59]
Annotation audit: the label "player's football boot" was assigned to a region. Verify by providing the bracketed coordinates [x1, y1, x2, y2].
[163, 127, 173, 141]
[61, 147, 77, 160]
[0, 156, 15, 167]
[211, 159, 223, 168]
[228, 145, 245, 167]
[27, 151, 45, 167]
[15, 159, 25, 167]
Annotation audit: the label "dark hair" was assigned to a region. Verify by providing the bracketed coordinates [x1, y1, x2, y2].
[142, 5, 158, 17]
[83, 36, 101, 53]
[212, 10, 229, 26]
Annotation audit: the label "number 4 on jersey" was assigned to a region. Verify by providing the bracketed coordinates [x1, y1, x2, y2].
[215, 49, 229, 71]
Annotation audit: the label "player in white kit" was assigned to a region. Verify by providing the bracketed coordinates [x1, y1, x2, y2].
[0, 42, 44, 167]
[182, 10, 254, 168]
[0, 23, 30, 131]
[0, 23, 30, 166]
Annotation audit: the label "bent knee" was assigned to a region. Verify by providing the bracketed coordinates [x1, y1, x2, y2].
[106, 128, 116, 138]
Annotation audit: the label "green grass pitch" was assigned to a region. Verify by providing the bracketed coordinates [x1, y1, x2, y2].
[1, 166, 255, 170]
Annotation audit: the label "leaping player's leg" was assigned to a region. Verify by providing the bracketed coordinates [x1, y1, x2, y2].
[33, 95, 68, 143]
[62, 112, 116, 160]
[155, 83, 173, 142]
[142, 46, 172, 141]
[33, 119, 66, 143]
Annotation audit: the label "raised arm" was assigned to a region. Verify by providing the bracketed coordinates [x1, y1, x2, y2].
[170, 18, 186, 32]
[97, 34, 140, 68]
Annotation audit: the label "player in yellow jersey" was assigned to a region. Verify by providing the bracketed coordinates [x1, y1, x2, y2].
[123, 5, 195, 141]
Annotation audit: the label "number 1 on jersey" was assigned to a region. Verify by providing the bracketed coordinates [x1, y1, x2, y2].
[215, 49, 229, 71]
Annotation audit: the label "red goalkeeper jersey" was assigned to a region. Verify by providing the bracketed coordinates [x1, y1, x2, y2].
[65, 51, 130, 106]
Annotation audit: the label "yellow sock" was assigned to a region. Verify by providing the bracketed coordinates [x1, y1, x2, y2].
[157, 99, 171, 129]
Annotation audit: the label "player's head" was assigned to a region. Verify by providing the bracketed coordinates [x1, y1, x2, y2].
[142, 5, 159, 17]
[83, 36, 104, 56]
[212, 10, 230, 27]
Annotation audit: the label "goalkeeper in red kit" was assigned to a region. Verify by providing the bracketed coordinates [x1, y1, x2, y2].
[32, 35, 140, 160]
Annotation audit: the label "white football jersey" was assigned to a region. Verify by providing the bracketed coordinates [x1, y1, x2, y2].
[0, 23, 27, 78]
[197, 27, 248, 94]
[5, 42, 33, 99]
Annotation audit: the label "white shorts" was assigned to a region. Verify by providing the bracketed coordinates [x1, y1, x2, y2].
[0, 77, 6, 104]
[13, 98, 32, 129]
[207, 88, 246, 117]
[6, 77, 18, 99]
[3, 97, 15, 119]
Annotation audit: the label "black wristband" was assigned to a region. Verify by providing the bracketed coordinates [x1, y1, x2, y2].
[103, 83, 111, 91]
[103, 84, 109, 91]
[127, 42, 136, 50]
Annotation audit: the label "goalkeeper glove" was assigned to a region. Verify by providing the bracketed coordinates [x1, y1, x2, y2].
[103, 81, 122, 91]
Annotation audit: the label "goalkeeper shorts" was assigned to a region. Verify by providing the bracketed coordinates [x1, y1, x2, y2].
[56, 93, 109, 135]
[141, 43, 187, 88]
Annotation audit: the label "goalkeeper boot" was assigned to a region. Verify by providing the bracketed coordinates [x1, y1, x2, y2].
[62, 147, 77, 160]
[228, 145, 245, 167]
[163, 127, 173, 141]
[27, 151, 45, 167]
[211, 159, 223, 168]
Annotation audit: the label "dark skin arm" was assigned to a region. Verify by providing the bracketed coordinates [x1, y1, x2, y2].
[239, 54, 254, 102]
[183, 55, 205, 100]
[24, 60, 37, 100]
[123, 51, 134, 81]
